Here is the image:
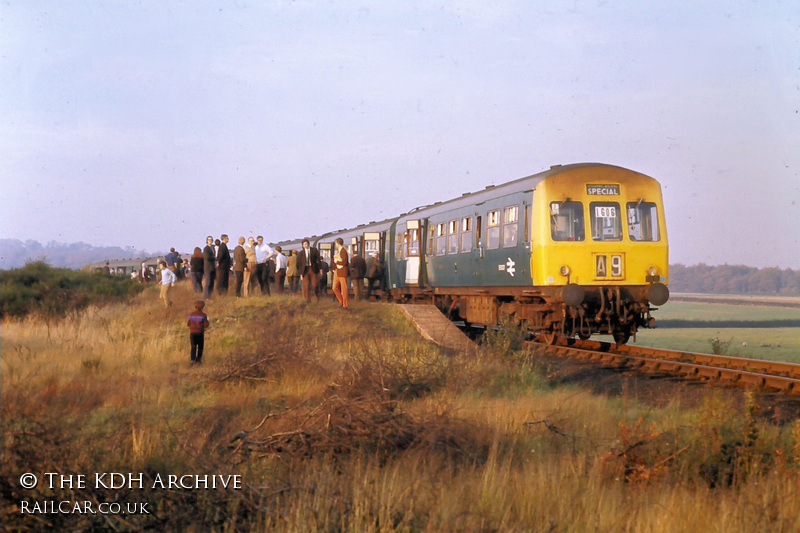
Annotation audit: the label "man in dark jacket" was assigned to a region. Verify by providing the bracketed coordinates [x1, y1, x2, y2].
[350, 252, 367, 301]
[366, 253, 384, 300]
[202, 236, 216, 300]
[216, 234, 231, 295]
[296, 239, 320, 302]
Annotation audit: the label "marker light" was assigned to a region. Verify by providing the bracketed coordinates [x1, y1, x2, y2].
[560, 265, 571, 276]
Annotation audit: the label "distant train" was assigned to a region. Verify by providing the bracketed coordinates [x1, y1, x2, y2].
[281, 163, 670, 344]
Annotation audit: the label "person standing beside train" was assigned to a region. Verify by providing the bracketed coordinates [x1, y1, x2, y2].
[190, 247, 204, 293]
[297, 239, 321, 303]
[366, 253, 384, 300]
[350, 251, 367, 301]
[216, 234, 231, 296]
[332, 238, 350, 309]
[243, 237, 258, 297]
[255, 235, 274, 296]
[286, 250, 299, 294]
[274, 246, 288, 294]
[202, 236, 216, 300]
[233, 237, 247, 297]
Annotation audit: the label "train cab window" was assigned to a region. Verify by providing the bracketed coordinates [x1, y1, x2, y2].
[486, 210, 500, 250]
[590, 202, 622, 241]
[550, 201, 585, 241]
[461, 217, 473, 253]
[436, 223, 447, 256]
[503, 206, 518, 248]
[448, 220, 459, 254]
[627, 202, 660, 241]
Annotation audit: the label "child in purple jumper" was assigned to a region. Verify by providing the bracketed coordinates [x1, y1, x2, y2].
[187, 300, 209, 365]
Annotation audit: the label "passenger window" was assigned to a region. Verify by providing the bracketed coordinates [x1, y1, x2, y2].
[590, 202, 622, 241]
[407, 228, 420, 257]
[436, 223, 447, 256]
[395, 231, 404, 260]
[486, 210, 500, 250]
[461, 217, 473, 253]
[627, 202, 660, 241]
[448, 220, 459, 254]
[427, 226, 435, 256]
[550, 202, 585, 241]
[503, 206, 518, 248]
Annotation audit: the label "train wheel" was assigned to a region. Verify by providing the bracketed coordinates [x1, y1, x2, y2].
[612, 328, 631, 345]
[538, 330, 558, 345]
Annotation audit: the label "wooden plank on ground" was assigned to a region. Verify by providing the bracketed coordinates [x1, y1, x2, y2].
[396, 304, 476, 352]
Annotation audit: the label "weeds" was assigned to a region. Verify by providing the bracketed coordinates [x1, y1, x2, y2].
[2, 284, 799, 532]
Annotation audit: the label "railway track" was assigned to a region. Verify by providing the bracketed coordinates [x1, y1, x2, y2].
[524, 338, 800, 395]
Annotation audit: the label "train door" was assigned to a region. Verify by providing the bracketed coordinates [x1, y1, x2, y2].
[404, 220, 421, 285]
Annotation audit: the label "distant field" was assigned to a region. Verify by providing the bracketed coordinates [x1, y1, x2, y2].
[656, 301, 800, 322]
[625, 327, 800, 363]
[593, 300, 800, 363]
[669, 293, 800, 308]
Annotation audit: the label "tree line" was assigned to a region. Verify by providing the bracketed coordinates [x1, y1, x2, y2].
[0, 239, 152, 270]
[668, 264, 799, 295]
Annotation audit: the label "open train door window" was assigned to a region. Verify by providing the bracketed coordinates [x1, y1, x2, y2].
[404, 220, 421, 285]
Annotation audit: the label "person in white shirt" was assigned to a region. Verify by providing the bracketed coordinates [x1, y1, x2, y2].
[158, 260, 177, 308]
[255, 235, 275, 295]
[274, 246, 288, 293]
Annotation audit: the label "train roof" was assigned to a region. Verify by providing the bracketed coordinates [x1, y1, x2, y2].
[275, 163, 645, 242]
[395, 163, 639, 221]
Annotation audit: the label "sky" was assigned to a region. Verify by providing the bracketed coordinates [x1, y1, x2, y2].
[1, 0, 798, 269]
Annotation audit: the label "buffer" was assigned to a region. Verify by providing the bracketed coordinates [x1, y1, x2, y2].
[396, 304, 476, 353]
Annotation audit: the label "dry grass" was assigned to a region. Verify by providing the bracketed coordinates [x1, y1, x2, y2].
[1, 280, 799, 532]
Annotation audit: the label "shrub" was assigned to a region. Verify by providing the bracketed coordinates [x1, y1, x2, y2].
[0, 261, 143, 320]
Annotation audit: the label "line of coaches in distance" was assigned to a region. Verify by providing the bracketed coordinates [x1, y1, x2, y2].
[152, 234, 386, 302]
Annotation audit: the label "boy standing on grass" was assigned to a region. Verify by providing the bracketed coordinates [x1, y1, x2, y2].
[159, 260, 176, 307]
[187, 300, 209, 365]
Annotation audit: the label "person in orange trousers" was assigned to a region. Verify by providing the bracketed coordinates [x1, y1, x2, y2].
[332, 238, 350, 309]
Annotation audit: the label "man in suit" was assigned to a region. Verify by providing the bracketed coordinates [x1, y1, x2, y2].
[202, 236, 216, 300]
[296, 239, 320, 302]
[233, 237, 247, 297]
[332, 238, 350, 309]
[216, 234, 231, 296]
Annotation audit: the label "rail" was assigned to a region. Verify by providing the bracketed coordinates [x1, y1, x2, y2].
[524, 338, 800, 395]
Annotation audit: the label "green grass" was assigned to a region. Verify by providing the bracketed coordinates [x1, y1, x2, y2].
[628, 327, 800, 363]
[627, 300, 800, 363]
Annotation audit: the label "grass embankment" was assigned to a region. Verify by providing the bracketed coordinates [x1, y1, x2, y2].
[2, 283, 799, 532]
[632, 301, 800, 363]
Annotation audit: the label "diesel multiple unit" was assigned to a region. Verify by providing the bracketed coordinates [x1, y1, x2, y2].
[279, 163, 669, 344]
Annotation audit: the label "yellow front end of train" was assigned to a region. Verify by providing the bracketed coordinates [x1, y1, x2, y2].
[530, 164, 669, 342]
